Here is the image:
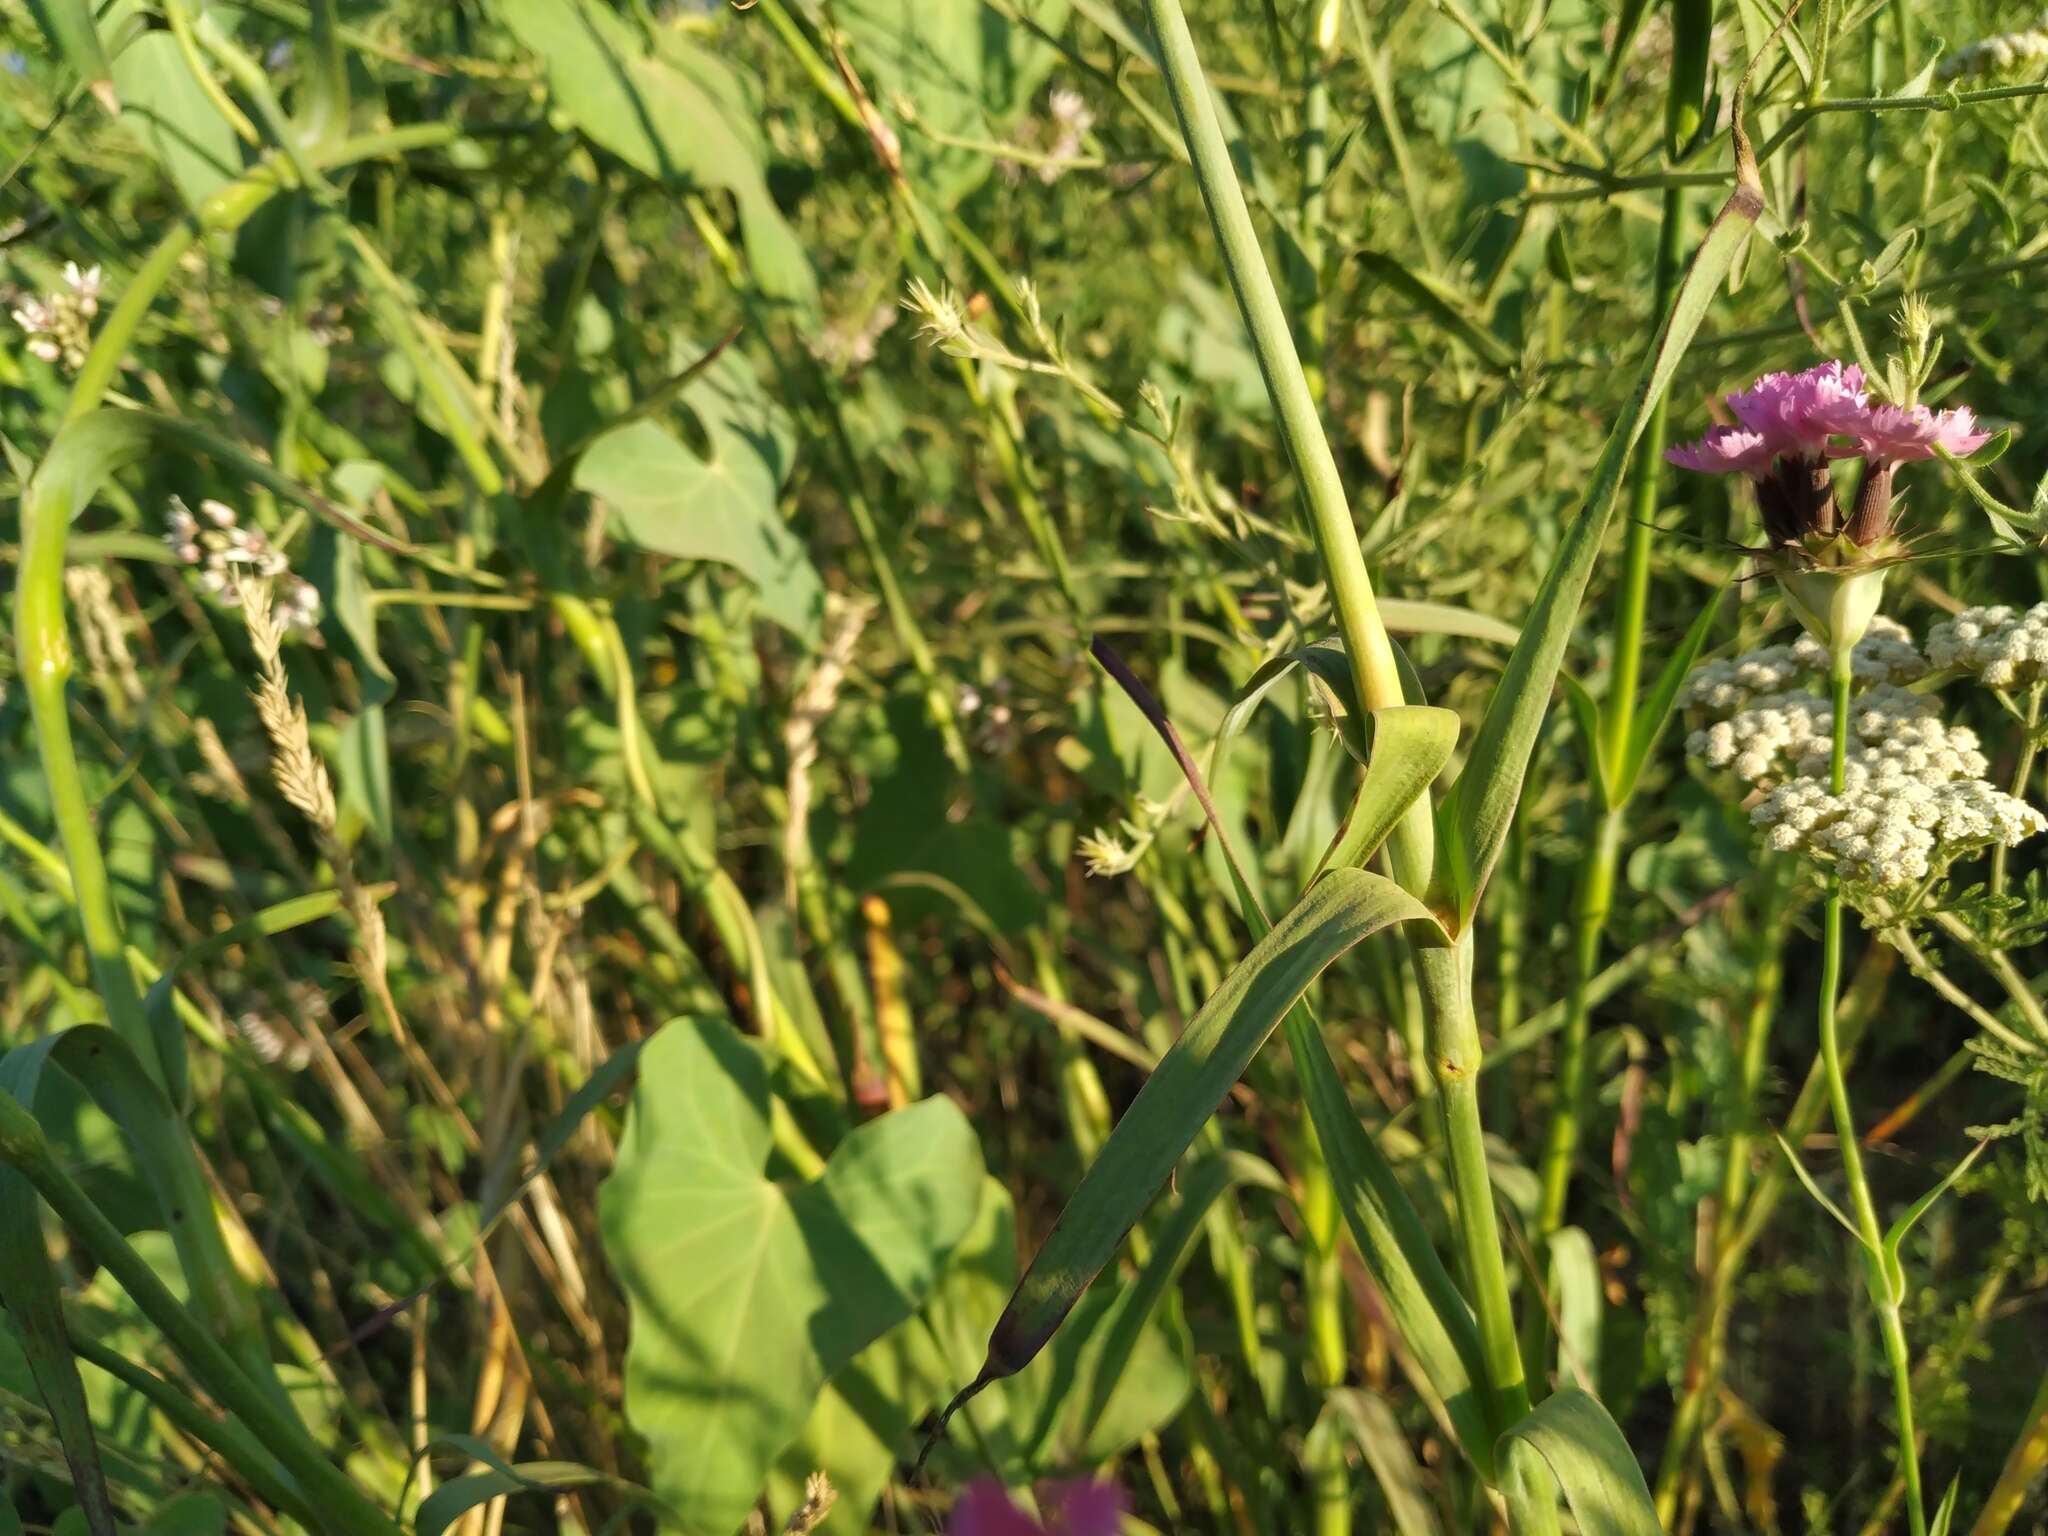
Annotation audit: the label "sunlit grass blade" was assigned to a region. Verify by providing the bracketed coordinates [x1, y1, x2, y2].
[1436, 139, 1768, 924]
[1497, 1389, 1663, 1536]
[939, 869, 1439, 1425]
[1612, 578, 1731, 800]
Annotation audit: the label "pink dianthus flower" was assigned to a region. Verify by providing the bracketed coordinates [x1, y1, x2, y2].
[950, 1478, 1125, 1536]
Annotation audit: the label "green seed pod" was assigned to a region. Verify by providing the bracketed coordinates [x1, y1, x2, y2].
[1667, 0, 1714, 159]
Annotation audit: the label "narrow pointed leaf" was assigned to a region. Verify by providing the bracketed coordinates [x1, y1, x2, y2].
[1315, 705, 1462, 877]
[960, 869, 1439, 1402]
[1560, 674, 1613, 815]
[1773, 1130, 1870, 1250]
[1287, 1013, 1493, 1468]
[1615, 579, 1731, 801]
[1439, 142, 1767, 924]
[1496, 1389, 1662, 1536]
[0, 1179, 116, 1536]
[1353, 250, 1516, 371]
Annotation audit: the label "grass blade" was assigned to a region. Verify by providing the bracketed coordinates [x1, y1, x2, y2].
[1436, 93, 1771, 925]
[0, 1176, 117, 1536]
[940, 869, 1438, 1423]
[1323, 1388, 1448, 1536]
[1497, 1389, 1662, 1536]
[1614, 578, 1731, 800]
[1352, 250, 1517, 372]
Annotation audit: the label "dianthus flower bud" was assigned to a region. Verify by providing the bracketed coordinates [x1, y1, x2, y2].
[1774, 540, 1892, 668]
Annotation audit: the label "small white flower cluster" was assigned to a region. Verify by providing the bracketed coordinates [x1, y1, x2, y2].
[1040, 88, 1093, 183]
[11, 261, 101, 372]
[165, 496, 322, 632]
[809, 299, 896, 373]
[1679, 617, 1925, 713]
[1927, 603, 2048, 689]
[1688, 684, 1933, 785]
[1002, 87, 1095, 186]
[1938, 16, 2048, 78]
[1685, 617, 2048, 890]
[1791, 713, 1989, 787]
[1753, 774, 2044, 888]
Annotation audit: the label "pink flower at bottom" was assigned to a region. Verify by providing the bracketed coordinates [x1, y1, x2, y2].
[951, 1478, 1126, 1536]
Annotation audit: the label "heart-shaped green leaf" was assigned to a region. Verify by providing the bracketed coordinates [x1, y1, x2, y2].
[573, 349, 822, 643]
[601, 1018, 984, 1536]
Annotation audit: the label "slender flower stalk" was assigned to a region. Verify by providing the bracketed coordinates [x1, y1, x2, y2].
[1817, 652, 1929, 1536]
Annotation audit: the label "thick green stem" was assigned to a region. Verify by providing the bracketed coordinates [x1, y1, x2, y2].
[1417, 938, 1529, 1438]
[1139, 0, 1406, 726]
[1819, 654, 1927, 1536]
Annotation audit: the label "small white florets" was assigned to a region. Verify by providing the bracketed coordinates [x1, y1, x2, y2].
[165, 496, 321, 633]
[1686, 683, 1934, 787]
[1687, 615, 2045, 892]
[1926, 603, 2048, 690]
[1752, 775, 2045, 889]
[1679, 618, 1926, 714]
[1938, 17, 2048, 79]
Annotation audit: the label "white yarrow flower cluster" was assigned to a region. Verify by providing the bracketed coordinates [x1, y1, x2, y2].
[11, 261, 101, 372]
[1938, 16, 2048, 79]
[1687, 619, 2046, 891]
[1688, 684, 1932, 786]
[1753, 775, 2044, 888]
[165, 496, 322, 633]
[1679, 617, 1925, 712]
[1926, 603, 2048, 689]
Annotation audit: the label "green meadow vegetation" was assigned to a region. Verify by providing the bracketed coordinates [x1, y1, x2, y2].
[3, 0, 2048, 1532]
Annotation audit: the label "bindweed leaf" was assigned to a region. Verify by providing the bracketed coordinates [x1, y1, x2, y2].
[1497, 1390, 1661, 1535]
[574, 350, 822, 644]
[112, 32, 241, 210]
[25, 0, 115, 112]
[601, 1018, 983, 1536]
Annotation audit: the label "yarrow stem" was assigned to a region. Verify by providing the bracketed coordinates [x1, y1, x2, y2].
[1816, 650, 1928, 1536]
